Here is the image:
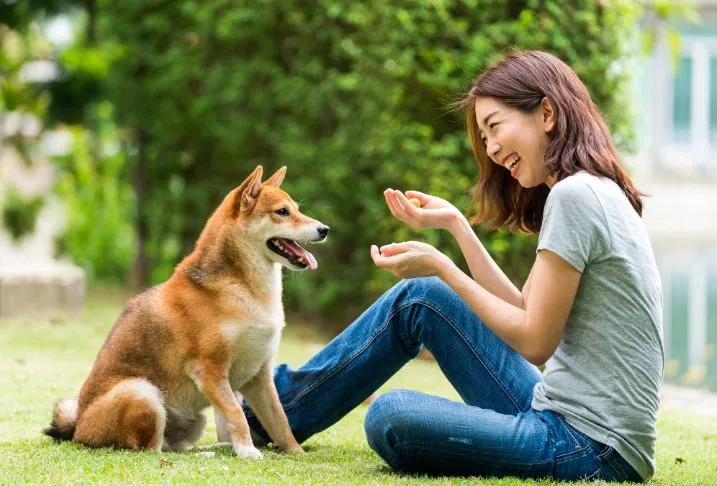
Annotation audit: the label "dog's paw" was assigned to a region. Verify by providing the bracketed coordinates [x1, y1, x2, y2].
[233, 444, 263, 460]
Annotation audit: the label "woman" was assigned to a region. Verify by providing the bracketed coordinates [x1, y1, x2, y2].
[241, 50, 663, 482]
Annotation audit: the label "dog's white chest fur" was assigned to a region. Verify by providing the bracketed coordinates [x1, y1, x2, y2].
[220, 303, 283, 389]
[214, 265, 286, 389]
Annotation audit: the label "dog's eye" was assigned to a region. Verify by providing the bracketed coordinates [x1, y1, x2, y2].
[275, 208, 290, 217]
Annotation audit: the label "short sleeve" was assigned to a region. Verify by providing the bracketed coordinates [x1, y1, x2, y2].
[537, 179, 611, 273]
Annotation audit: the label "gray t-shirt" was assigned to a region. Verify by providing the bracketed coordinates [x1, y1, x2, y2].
[531, 171, 664, 481]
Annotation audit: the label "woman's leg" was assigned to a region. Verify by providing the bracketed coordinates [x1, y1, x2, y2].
[243, 276, 541, 443]
[364, 389, 609, 481]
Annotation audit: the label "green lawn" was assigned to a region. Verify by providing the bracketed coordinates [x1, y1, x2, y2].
[1, 289, 714, 485]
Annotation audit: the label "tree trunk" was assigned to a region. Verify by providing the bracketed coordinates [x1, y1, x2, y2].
[130, 130, 150, 290]
[85, 0, 97, 45]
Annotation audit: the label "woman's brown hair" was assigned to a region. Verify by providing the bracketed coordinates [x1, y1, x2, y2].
[457, 50, 643, 233]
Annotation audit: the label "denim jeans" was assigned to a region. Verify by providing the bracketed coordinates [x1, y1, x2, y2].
[243, 277, 643, 482]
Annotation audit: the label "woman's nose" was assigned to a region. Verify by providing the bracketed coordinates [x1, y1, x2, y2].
[487, 141, 501, 161]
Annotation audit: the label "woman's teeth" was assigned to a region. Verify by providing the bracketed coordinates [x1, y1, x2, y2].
[508, 154, 521, 170]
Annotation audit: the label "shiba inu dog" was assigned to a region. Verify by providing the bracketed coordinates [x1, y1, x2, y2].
[45, 165, 329, 459]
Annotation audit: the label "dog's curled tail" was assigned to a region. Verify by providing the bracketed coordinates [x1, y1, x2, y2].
[44, 398, 78, 441]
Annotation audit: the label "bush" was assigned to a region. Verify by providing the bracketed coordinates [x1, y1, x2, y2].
[53, 107, 135, 283]
[1, 188, 44, 242]
[98, 0, 641, 329]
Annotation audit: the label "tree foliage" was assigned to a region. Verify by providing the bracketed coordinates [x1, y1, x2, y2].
[53, 114, 135, 282]
[94, 0, 646, 327]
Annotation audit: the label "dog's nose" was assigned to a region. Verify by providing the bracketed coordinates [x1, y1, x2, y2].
[317, 225, 330, 239]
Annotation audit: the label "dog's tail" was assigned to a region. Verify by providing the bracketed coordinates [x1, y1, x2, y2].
[44, 398, 78, 441]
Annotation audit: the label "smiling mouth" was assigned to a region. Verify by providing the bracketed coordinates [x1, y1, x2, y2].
[506, 153, 521, 170]
[267, 238, 317, 270]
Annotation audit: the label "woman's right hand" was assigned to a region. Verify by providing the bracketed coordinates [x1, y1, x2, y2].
[383, 188, 463, 232]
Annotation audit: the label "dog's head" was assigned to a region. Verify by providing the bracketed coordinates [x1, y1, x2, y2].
[225, 165, 329, 271]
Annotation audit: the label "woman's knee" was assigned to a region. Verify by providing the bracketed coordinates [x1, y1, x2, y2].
[364, 390, 431, 472]
[389, 277, 459, 328]
[366, 390, 425, 444]
[395, 276, 453, 303]
[364, 390, 411, 447]
[391, 277, 469, 341]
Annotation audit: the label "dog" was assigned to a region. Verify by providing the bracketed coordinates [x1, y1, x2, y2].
[44, 165, 329, 459]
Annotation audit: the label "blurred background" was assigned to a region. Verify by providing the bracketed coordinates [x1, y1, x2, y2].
[1, 0, 714, 392]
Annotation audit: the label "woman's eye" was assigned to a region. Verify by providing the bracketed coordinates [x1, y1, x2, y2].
[275, 208, 289, 216]
[489, 122, 499, 129]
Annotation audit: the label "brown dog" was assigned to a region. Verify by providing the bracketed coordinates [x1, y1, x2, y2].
[45, 166, 329, 459]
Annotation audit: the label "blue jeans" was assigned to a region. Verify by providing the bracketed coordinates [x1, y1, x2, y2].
[243, 277, 643, 482]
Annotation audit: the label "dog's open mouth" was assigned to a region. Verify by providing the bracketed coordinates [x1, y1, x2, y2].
[267, 238, 318, 270]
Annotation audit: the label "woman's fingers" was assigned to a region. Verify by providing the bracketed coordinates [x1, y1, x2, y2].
[385, 189, 410, 223]
[370, 244, 382, 263]
[394, 190, 420, 217]
[384, 188, 430, 229]
[405, 190, 431, 206]
[391, 190, 418, 219]
[383, 189, 401, 220]
[371, 244, 395, 268]
[371, 243, 412, 276]
[379, 242, 411, 256]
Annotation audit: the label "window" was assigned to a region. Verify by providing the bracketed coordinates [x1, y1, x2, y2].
[672, 56, 692, 143]
[710, 58, 717, 146]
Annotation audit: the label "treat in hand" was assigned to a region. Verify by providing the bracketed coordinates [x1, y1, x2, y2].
[408, 197, 422, 208]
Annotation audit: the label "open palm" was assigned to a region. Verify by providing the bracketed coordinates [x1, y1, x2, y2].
[384, 189, 462, 231]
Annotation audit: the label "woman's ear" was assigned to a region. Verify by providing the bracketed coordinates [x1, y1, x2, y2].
[541, 97, 556, 133]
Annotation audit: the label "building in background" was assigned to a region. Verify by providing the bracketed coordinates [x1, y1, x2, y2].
[630, 2, 717, 390]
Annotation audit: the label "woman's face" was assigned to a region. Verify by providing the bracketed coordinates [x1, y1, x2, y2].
[474, 96, 557, 188]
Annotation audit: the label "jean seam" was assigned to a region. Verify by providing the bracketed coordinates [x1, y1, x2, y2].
[596, 444, 614, 461]
[535, 412, 557, 479]
[408, 298, 524, 413]
[555, 447, 589, 461]
[584, 468, 604, 481]
[606, 454, 630, 482]
[555, 414, 584, 454]
[277, 298, 417, 413]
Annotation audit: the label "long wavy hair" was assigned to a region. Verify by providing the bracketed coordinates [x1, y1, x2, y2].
[456, 50, 643, 233]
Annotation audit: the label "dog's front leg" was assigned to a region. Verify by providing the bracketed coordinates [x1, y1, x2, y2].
[186, 361, 262, 459]
[240, 360, 304, 454]
[214, 404, 231, 442]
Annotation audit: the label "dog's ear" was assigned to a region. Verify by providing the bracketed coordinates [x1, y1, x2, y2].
[230, 165, 263, 217]
[244, 166, 263, 199]
[241, 165, 263, 208]
[264, 166, 286, 188]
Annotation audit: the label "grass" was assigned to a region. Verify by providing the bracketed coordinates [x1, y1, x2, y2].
[0, 289, 715, 485]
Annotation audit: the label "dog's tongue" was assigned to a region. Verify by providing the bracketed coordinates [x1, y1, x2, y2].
[278, 238, 318, 270]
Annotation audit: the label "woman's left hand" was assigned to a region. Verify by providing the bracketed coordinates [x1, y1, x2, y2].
[370, 241, 452, 279]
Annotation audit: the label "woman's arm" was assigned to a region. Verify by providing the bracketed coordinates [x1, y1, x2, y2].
[438, 248, 581, 365]
[384, 189, 531, 308]
[448, 216, 527, 309]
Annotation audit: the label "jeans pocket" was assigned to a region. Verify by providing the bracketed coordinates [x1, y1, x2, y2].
[583, 434, 612, 456]
[551, 417, 642, 483]
[583, 438, 642, 483]
[601, 447, 644, 483]
[554, 413, 585, 452]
